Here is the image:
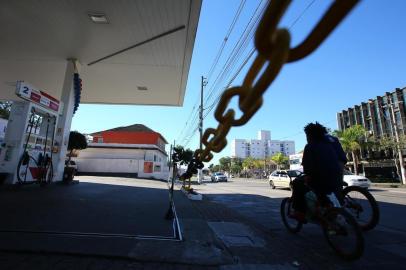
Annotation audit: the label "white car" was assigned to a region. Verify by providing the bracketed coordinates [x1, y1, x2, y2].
[211, 172, 228, 182]
[343, 170, 371, 189]
[269, 170, 302, 190]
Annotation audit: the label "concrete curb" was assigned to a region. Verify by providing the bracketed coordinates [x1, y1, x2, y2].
[371, 183, 405, 188]
[181, 187, 203, 201]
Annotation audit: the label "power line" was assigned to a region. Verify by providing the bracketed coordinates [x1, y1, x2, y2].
[180, 0, 318, 149]
[177, 0, 264, 147]
[204, 0, 318, 120]
[177, 0, 247, 144]
[289, 0, 316, 30]
[204, 47, 256, 118]
[204, 0, 267, 107]
[207, 0, 247, 81]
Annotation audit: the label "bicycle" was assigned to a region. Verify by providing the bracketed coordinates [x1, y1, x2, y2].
[280, 187, 364, 260]
[342, 185, 380, 231]
[17, 151, 53, 186]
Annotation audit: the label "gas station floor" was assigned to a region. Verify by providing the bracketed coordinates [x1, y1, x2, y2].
[0, 176, 175, 238]
[0, 176, 230, 266]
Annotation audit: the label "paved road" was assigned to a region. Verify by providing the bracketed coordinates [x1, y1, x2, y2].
[194, 177, 406, 269]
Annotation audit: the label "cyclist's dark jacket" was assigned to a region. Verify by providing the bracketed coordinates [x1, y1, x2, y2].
[302, 139, 342, 194]
[325, 134, 347, 166]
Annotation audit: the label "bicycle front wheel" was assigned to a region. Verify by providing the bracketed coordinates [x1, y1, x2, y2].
[280, 197, 302, 233]
[322, 207, 364, 261]
[342, 186, 379, 231]
[16, 153, 37, 184]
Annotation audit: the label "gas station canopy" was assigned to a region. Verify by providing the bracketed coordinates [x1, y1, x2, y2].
[0, 0, 202, 106]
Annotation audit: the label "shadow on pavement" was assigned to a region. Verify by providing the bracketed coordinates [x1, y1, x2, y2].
[193, 191, 406, 270]
[0, 178, 233, 266]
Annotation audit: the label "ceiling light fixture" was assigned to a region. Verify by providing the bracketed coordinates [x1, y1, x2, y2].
[137, 86, 148, 91]
[88, 13, 109, 24]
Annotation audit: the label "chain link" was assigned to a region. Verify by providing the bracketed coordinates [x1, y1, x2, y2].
[183, 0, 359, 177]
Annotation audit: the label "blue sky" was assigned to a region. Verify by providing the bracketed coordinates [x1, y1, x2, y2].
[71, 0, 406, 165]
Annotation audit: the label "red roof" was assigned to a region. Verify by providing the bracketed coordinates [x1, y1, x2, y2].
[91, 124, 167, 144]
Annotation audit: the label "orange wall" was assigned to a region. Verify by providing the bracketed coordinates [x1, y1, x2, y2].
[93, 131, 160, 145]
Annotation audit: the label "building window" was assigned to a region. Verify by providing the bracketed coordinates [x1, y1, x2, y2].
[97, 137, 103, 143]
[154, 164, 161, 172]
[395, 111, 402, 129]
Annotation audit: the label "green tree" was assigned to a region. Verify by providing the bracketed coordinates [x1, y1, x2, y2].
[0, 101, 12, 119]
[231, 157, 243, 175]
[242, 157, 255, 170]
[67, 131, 88, 164]
[173, 145, 194, 188]
[230, 163, 242, 175]
[371, 134, 406, 183]
[253, 158, 264, 169]
[173, 145, 193, 165]
[271, 153, 288, 169]
[219, 156, 231, 172]
[212, 164, 220, 173]
[334, 125, 367, 175]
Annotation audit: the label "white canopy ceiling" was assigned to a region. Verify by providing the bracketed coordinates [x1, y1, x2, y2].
[0, 0, 201, 106]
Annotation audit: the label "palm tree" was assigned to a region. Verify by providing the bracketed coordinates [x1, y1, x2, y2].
[242, 157, 255, 178]
[271, 153, 288, 170]
[333, 125, 367, 175]
[242, 157, 255, 170]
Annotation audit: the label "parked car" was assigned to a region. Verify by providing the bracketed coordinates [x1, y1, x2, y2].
[343, 170, 371, 189]
[269, 169, 301, 190]
[211, 172, 228, 182]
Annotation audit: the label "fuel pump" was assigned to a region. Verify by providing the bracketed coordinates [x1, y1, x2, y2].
[0, 82, 61, 185]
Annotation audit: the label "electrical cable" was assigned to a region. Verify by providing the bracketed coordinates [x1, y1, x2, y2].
[207, 0, 246, 81]
[204, 1, 266, 106]
[177, 0, 249, 144]
[179, 0, 266, 148]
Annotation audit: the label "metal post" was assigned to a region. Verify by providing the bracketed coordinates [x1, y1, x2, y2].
[165, 140, 176, 220]
[199, 76, 204, 151]
[198, 76, 207, 184]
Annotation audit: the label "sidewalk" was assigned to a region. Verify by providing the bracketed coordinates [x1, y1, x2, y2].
[193, 180, 406, 270]
[371, 182, 405, 188]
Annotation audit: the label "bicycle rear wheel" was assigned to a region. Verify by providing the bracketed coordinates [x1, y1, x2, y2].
[322, 207, 364, 260]
[280, 197, 302, 233]
[16, 153, 37, 184]
[342, 186, 379, 231]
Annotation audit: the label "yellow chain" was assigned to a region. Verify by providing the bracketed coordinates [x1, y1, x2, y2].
[194, 0, 359, 163]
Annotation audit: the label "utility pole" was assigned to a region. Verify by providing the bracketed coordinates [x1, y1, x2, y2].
[198, 76, 207, 184]
[387, 97, 406, 184]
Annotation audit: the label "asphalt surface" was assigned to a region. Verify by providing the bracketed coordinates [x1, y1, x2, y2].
[0, 176, 232, 269]
[1, 176, 405, 269]
[0, 177, 174, 237]
[193, 177, 406, 269]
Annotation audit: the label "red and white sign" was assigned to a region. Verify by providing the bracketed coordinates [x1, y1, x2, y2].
[16, 81, 60, 113]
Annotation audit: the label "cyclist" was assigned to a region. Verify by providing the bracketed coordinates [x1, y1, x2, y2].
[291, 122, 344, 221]
[323, 127, 347, 183]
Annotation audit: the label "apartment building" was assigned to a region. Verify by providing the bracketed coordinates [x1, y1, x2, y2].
[337, 86, 406, 179]
[337, 87, 406, 137]
[231, 130, 295, 159]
